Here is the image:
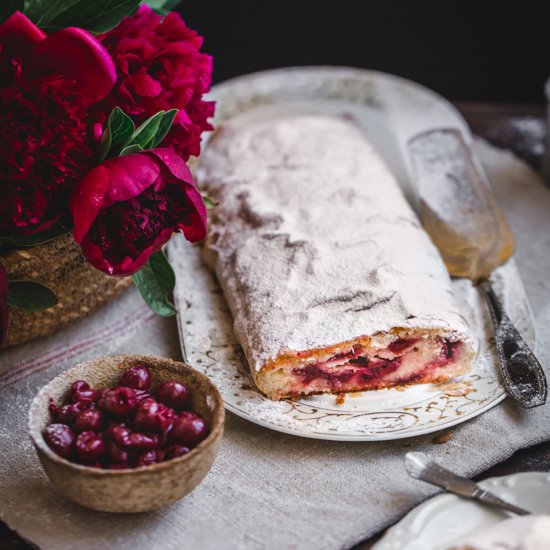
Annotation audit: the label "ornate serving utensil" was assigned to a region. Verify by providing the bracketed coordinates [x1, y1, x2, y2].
[408, 128, 546, 408]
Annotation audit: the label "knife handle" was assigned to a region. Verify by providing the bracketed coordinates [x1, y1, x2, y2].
[477, 279, 547, 408]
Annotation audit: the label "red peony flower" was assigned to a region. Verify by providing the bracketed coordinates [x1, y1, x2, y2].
[0, 263, 8, 346]
[99, 5, 214, 161]
[0, 12, 116, 237]
[71, 148, 207, 276]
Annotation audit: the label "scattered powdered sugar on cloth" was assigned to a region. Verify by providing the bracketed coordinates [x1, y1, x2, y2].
[0, 140, 549, 550]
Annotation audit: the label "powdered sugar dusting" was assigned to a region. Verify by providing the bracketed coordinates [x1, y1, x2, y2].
[196, 116, 472, 373]
[409, 129, 486, 231]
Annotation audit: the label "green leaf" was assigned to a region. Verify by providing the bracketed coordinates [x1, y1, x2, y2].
[131, 250, 177, 317]
[144, 0, 181, 10]
[143, 0, 167, 8]
[202, 195, 217, 210]
[1, 0, 24, 23]
[149, 7, 168, 15]
[151, 109, 178, 148]
[0, 225, 70, 249]
[119, 144, 144, 156]
[35, 0, 141, 34]
[7, 280, 57, 312]
[35, 0, 80, 26]
[24, 0, 50, 21]
[99, 107, 135, 161]
[161, 0, 181, 8]
[120, 109, 178, 153]
[123, 111, 164, 151]
[110, 109, 135, 149]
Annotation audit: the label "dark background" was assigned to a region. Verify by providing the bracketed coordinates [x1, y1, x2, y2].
[177, 1, 547, 103]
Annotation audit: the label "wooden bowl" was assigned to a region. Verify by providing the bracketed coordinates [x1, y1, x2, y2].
[28, 355, 225, 513]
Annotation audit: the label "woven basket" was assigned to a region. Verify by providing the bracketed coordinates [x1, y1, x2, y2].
[1, 233, 132, 348]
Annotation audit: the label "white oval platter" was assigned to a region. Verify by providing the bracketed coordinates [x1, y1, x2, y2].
[170, 66, 535, 441]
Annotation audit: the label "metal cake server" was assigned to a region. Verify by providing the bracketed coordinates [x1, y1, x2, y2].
[405, 452, 530, 516]
[408, 128, 547, 408]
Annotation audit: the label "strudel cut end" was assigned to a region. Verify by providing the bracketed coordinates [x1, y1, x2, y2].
[256, 329, 475, 400]
[197, 115, 476, 401]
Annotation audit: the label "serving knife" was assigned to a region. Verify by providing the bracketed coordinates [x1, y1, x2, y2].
[408, 128, 547, 408]
[405, 452, 530, 516]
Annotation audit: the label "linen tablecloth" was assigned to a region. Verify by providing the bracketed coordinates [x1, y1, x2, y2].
[0, 141, 549, 550]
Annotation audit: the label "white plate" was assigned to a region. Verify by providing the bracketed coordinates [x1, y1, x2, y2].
[373, 472, 550, 550]
[170, 66, 535, 441]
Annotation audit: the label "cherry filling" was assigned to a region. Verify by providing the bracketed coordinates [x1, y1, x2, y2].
[442, 339, 460, 360]
[388, 338, 419, 354]
[294, 357, 402, 386]
[292, 337, 463, 390]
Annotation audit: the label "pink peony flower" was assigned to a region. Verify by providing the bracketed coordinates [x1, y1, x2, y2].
[71, 148, 207, 276]
[99, 5, 214, 161]
[0, 12, 116, 237]
[0, 263, 8, 346]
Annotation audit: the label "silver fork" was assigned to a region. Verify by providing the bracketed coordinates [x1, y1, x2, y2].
[405, 452, 530, 516]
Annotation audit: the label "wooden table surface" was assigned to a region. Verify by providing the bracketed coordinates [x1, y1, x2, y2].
[1, 102, 548, 550]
